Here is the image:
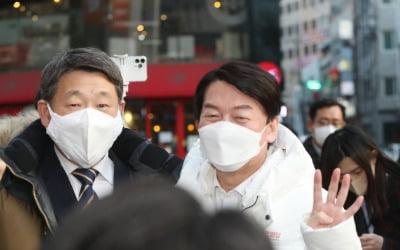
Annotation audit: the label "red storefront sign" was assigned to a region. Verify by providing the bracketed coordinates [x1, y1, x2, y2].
[0, 62, 221, 108]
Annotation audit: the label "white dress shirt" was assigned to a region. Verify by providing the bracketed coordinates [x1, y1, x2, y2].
[213, 169, 257, 210]
[54, 146, 114, 199]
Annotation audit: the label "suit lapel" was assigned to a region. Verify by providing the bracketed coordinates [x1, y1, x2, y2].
[38, 143, 77, 222]
[110, 150, 132, 187]
[38, 147, 132, 222]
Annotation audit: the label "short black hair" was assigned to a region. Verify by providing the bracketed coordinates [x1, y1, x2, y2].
[308, 98, 345, 121]
[37, 47, 123, 103]
[194, 61, 281, 123]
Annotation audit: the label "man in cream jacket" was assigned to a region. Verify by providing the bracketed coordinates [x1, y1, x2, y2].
[178, 61, 363, 250]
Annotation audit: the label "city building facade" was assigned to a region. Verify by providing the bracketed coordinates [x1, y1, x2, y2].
[280, 0, 400, 151]
[354, 0, 400, 149]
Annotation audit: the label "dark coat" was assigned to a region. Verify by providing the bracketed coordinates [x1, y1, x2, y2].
[345, 173, 400, 250]
[0, 120, 183, 250]
[303, 136, 321, 169]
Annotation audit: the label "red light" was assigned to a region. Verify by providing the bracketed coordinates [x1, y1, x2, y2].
[258, 61, 282, 85]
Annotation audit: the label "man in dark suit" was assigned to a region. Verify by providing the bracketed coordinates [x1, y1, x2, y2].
[303, 98, 346, 169]
[0, 48, 182, 250]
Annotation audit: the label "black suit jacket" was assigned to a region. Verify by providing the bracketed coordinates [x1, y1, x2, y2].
[303, 136, 321, 169]
[0, 120, 183, 233]
[38, 143, 132, 222]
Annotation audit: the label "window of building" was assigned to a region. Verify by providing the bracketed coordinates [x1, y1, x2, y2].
[383, 122, 400, 144]
[294, 1, 299, 10]
[288, 49, 293, 59]
[303, 0, 307, 8]
[304, 22, 308, 32]
[384, 77, 396, 96]
[304, 45, 309, 55]
[287, 3, 291, 13]
[363, 79, 371, 99]
[311, 19, 316, 29]
[383, 0, 391, 3]
[320, 15, 327, 29]
[288, 26, 292, 36]
[312, 44, 317, 53]
[383, 30, 395, 50]
[294, 25, 299, 34]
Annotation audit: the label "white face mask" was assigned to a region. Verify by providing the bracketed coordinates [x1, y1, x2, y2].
[314, 124, 336, 146]
[350, 174, 368, 196]
[349, 164, 374, 196]
[198, 121, 267, 172]
[46, 105, 124, 168]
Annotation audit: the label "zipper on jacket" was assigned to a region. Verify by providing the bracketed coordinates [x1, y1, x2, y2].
[6, 166, 54, 233]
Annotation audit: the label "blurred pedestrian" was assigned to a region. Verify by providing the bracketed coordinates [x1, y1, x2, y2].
[321, 125, 400, 250]
[303, 98, 346, 169]
[0, 47, 182, 250]
[42, 176, 274, 250]
[178, 61, 363, 250]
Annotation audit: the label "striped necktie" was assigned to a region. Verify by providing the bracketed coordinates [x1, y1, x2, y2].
[72, 168, 99, 208]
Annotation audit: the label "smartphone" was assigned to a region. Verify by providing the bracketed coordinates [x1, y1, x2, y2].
[110, 55, 148, 82]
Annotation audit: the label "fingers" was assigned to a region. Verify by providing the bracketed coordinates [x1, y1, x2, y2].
[345, 195, 364, 218]
[359, 233, 371, 241]
[336, 173, 350, 207]
[312, 169, 323, 212]
[326, 168, 340, 203]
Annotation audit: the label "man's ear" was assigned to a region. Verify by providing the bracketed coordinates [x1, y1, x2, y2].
[306, 119, 314, 134]
[119, 100, 126, 113]
[195, 120, 199, 130]
[265, 116, 279, 143]
[37, 100, 51, 128]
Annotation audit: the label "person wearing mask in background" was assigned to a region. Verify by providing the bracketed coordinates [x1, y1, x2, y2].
[0, 47, 182, 250]
[320, 125, 400, 250]
[178, 61, 363, 250]
[303, 98, 346, 169]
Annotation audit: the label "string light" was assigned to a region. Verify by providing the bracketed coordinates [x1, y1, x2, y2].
[13, 1, 21, 8]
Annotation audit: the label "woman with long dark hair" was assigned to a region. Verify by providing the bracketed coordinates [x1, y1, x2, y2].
[320, 125, 400, 250]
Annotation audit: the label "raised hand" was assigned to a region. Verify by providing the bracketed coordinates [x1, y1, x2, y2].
[308, 168, 364, 229]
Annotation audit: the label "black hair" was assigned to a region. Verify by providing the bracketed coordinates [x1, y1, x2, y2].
[42, 176, 275, 250]
[207, 210, 274, 250]
[194, 61, 281, 123]
[320, 125, 400, 223]
[308, 98, 346, 121]
[37, 47, 123, 103]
